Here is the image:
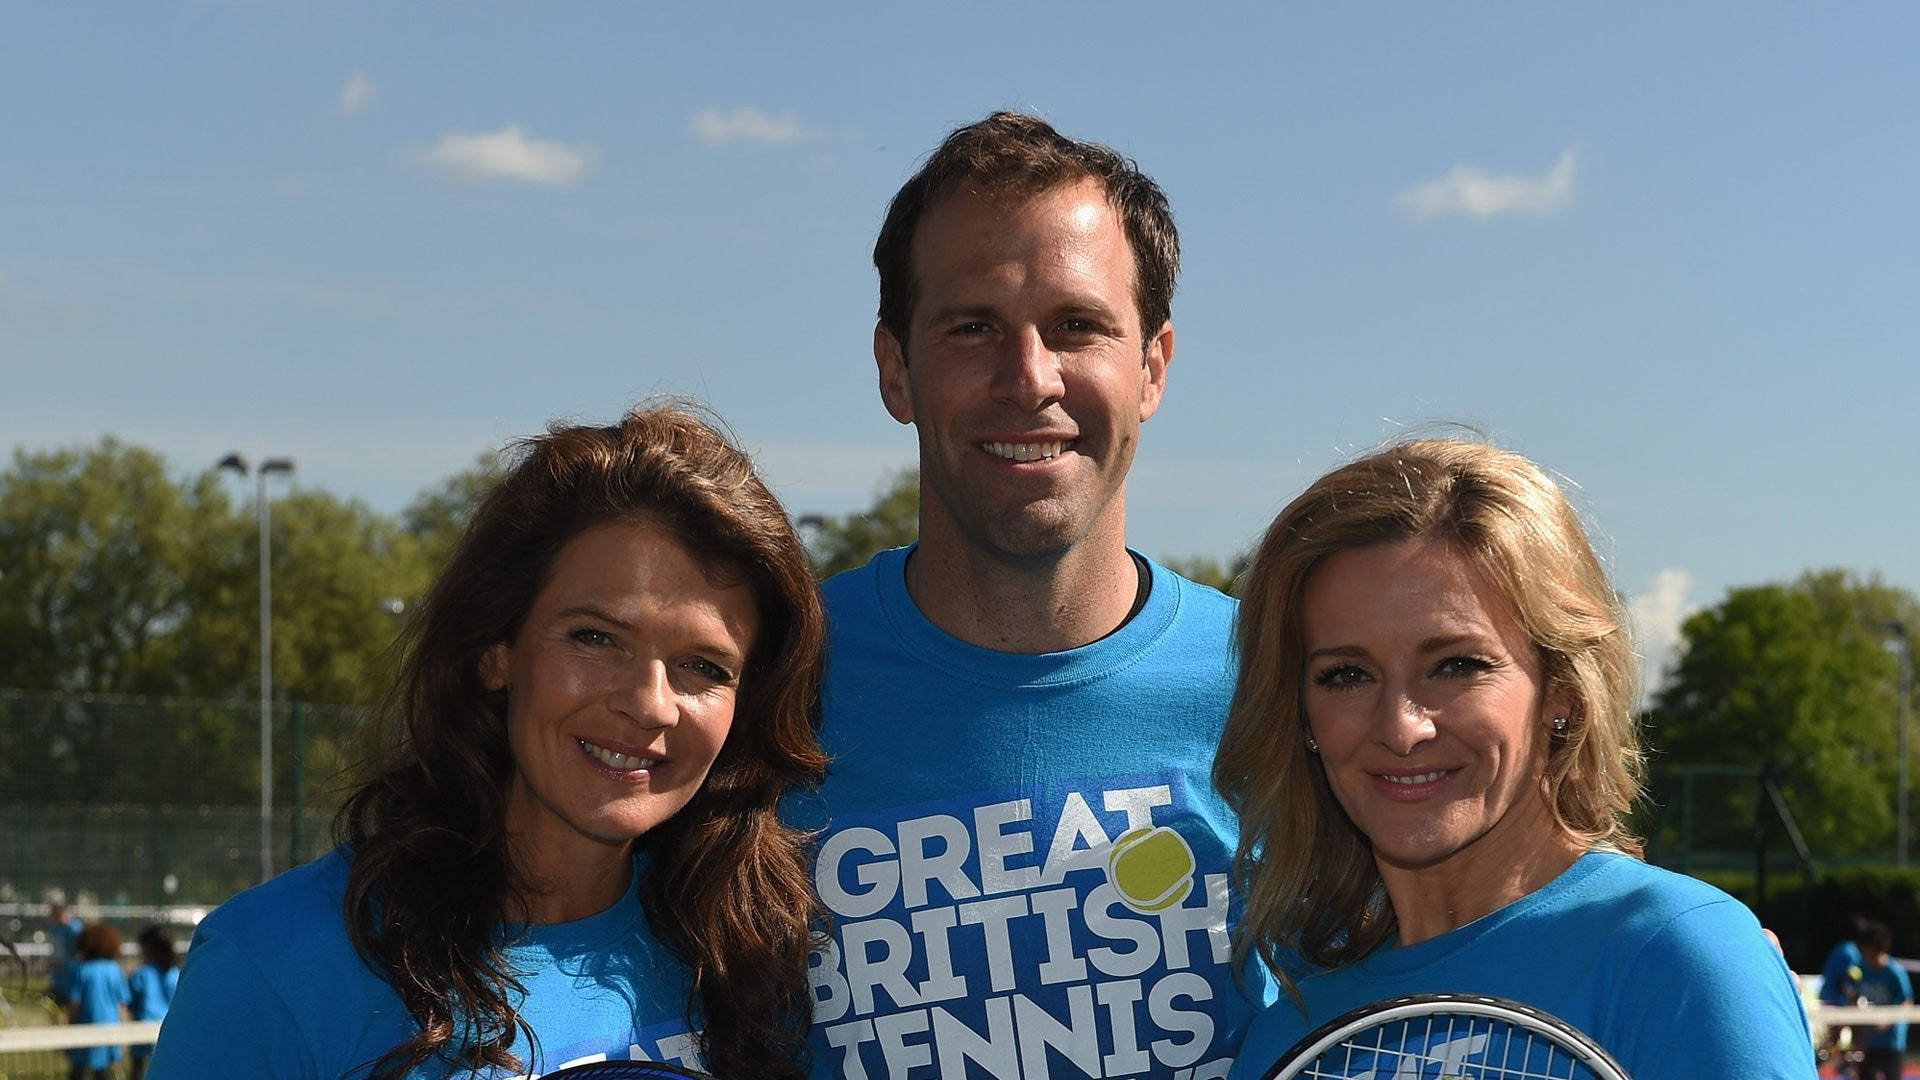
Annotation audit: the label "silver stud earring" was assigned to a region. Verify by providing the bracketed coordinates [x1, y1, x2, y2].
[1551, 716, 1570, 735]
[1306, 735, 1320, 753]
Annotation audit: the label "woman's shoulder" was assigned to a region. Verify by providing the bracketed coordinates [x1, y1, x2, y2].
[159, 849, 407, 1077]
[1557, 852, 1777, 972]
[191, 848, 356, 961]
[1565, 852, 1758, 929]
[202, 848, 350, 917]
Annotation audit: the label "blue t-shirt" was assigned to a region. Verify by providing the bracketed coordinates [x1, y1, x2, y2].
[1819, 938, 1865, 1005]
[1228, 852, 1814, 1080]
[1857, 959, 1912, 1051]
[129, 962, 180, 1021]
[49, 914, 83, 998]
[68, 955, 132, 1069]
[798, 548, 1270, 1079]
[149, 848, 702, 1079]
[128, 961, 180, 1060]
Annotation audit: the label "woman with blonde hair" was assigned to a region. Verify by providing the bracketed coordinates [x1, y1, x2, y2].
[1217, 439, 1812, 1078]
[154, 403, 826, 1079]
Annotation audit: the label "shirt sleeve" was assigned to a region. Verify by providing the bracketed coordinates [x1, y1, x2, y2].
[146, 924, 318, 1080]
[1608, 898, 1817, 1079]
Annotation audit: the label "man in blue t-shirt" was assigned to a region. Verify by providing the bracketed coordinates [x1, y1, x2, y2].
[801, 112, 1268, 1080]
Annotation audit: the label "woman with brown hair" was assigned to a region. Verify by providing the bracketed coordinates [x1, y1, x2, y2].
[1216, 438, 1813, 1079]
[152, 403, 825, 1079]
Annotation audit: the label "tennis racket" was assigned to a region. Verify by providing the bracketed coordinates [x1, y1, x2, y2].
[537, 1062, 714, 1080]
[1259, 992, 1630, 1080]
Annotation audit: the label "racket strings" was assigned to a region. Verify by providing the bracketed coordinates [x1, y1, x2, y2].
[1296, 1011, 1595, 1079]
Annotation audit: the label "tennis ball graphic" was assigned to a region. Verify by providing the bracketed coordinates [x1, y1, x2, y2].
[1106, 825, 1196, 913]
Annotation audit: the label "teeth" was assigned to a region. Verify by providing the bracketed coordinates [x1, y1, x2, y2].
[580, 739, 655, 771]
[984, 441, 1067, 462]
[1383, 771, 1445, 785]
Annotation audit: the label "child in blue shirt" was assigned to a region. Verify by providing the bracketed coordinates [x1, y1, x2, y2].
[126, 925, 180, 1080]
[67, 922, 131, 1080]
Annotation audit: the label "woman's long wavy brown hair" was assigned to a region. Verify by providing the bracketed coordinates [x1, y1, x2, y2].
[1213, 438, 1642, 1007]
[336, 403, 826, 1079]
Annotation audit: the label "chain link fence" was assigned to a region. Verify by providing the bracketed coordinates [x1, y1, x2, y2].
[0, 688, 368, 911]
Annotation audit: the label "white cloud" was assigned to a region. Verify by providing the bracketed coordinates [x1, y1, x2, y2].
[1629, 568, 1698, 709]
[689, 107, 815, 147]
[337, 69, 376, 115]
[1396, 147, 1578, 221]
[419, 124, 599, 188]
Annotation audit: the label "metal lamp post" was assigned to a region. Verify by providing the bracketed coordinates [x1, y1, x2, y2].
[1885, 620, 1913, 869]
[218, 453, 295, 884]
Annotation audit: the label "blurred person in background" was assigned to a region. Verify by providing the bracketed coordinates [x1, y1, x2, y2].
[152, 404, 827, 1080]
[1216, 438, 1814, 1079]
[1855, 919, 1910, 1080]
[67, 922, 130, 1080]
[127, 925, 180, 1080]
[1820, 913, 1871, 1077]
[47, 900, 83, 1002]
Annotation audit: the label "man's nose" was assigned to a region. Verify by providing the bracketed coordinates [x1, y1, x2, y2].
[990, 325, 1066, 411]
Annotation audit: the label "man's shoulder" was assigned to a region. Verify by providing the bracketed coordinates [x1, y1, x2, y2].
[819, 548, 898, 615]
[1152, 557, 1239, 617]
[1141, 557, 1239, 663]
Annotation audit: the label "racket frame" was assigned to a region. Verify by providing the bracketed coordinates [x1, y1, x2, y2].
[1260, 991, 1631, 1080]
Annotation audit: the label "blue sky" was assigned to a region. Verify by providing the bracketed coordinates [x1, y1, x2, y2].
[4, 2, 1915, 691]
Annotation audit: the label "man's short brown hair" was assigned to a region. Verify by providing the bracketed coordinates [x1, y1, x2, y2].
[873, 111, 1179, 354]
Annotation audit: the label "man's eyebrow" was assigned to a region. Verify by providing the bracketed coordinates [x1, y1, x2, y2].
[554, 603, 628, 628]
[921, 302, 998, 324]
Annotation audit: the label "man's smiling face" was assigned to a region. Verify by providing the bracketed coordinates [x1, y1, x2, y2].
[877, 176, 1170, 567]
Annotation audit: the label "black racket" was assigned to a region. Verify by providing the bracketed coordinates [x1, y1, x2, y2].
[1259, 992, 1631, 1080]
[538, 1062, 714, 1080]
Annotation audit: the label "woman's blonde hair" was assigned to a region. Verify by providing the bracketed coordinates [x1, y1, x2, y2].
[1214, 438, 1642, 997]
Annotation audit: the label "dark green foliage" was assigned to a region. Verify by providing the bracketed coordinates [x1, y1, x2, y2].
[801, 469, 920, 580]
[0, 440, 215, 694]
[1159, 552, 1250, 597]
[0, 437, 451, 706]
[1644, 571, 1917, 859]
[399, 451, 502, 580]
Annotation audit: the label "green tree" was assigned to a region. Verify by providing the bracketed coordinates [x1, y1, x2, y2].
[267, 491, 419, 706]
[0, 441, 257, 812]
[1159, 552, 1250, 596]
[1645, 571, 1917, 859]
[400, 451, 502, 581]
[145, 480, 421, 707]
[803, 470, 919, 579]
[0, 439, 219, 694]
